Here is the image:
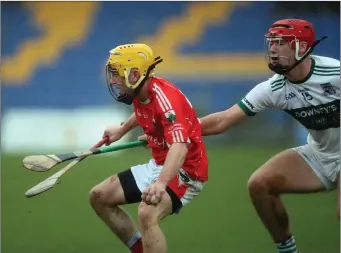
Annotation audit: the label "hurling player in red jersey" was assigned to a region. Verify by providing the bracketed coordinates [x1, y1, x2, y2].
[89, 44, 208, 253]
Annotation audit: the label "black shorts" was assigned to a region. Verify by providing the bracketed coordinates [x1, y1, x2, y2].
[117, 168, 183, 214]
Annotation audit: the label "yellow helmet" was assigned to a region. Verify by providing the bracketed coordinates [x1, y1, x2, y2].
[106, 43, 162, 89]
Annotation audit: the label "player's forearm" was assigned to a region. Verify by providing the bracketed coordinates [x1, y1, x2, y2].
[120, 113, 138, 135]
[200, 111, 229, 136]
[156, 143, 188, 185]
[200, 104, 246, 136]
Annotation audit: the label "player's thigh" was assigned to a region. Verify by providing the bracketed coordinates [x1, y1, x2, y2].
[248, 149, 325, 194]
[90, 168, 142, 206]
[294, 145, 340, 190]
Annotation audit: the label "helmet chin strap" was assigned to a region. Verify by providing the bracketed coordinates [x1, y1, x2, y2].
[268, 36, 327, 75]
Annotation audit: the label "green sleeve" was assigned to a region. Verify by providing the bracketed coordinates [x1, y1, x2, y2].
[237, 100, 256, 116]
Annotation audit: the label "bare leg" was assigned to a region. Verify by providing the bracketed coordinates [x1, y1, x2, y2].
[138, 194, 173, 253]
[247, 149, 325, 243]
[89, 175, 139, 245]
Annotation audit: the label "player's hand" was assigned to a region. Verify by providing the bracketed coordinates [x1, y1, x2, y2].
[137, 134, 150, 149]
[142, 181, 167, 205]
[102, 125, 124, 146]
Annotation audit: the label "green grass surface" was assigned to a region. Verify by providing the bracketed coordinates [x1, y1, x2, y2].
[2, 146, 339, 253]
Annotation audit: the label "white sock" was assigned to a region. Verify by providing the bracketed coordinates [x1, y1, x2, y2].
[127, 231, 142, 248]
[276, 235, 300, 253]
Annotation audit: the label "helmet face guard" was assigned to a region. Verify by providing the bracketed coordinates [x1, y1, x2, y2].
[265, 36, 296, 75]
[106, 65, 134, 105]
[264, 19, 325, 75]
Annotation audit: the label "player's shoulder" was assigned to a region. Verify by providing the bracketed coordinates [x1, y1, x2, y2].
[149, 77, 179, 96]
[311, 55, 340, 83]
[312, 54, 340, 68]
[150, 76, 175, 90]
[256, 74, 287, 94]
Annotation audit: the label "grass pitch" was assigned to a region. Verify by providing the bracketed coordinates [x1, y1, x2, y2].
[2, 146, 339, 253]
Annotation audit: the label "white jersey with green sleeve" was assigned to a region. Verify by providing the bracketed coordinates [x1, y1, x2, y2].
[237, 55, 340, 159]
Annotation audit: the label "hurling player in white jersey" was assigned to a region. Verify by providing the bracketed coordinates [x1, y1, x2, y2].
[200, 19, 340, 253]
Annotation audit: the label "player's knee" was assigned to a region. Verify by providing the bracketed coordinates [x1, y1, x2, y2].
[138, 202, 158, 226]
[247, 171, 271, 196]
[89, 176, 121, 207]
[89, 186, 106, 206]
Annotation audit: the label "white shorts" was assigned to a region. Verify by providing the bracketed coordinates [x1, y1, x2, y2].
[292, 144, 340, 190]
[130, 159, 206, 212]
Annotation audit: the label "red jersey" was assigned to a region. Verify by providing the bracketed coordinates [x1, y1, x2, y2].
[132, 77, 208, 181]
